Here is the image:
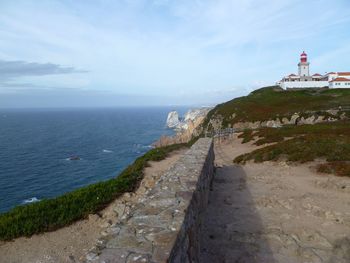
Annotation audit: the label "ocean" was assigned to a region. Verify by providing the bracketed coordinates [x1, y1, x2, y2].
[0, 107, 186, 213]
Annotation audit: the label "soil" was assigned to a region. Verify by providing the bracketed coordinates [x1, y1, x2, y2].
[200, 136, 350, 263]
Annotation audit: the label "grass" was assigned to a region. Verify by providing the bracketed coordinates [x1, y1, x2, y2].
[0, 141, 192, 241]
[203, 86, 350, 131]
[247, 121, 350, 145]
[233, 121, 350, 177]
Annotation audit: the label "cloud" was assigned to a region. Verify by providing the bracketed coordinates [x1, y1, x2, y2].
[0, 60, 87, 91]
[0, 0, 350, 107]
[0, 60, 86, 79]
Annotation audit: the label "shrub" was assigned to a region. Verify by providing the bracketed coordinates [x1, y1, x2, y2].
[317, 162, 350, 177]
[203, 86, 350, 130]
[238, 129, 255, 143]
[234, 133, 350, 165]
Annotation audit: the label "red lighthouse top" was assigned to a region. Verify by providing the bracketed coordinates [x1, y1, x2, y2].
[300, 51, 307, 63]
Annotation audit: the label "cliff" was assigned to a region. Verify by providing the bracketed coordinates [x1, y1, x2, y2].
[155, 108, 211, 147]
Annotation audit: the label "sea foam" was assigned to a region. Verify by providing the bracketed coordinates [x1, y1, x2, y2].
[23, 197, 40, 204]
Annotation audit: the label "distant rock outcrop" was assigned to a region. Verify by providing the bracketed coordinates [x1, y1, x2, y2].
[166, 111, 180, 129]
[156, 107, 212, 147]
[166, 108, 211, 131]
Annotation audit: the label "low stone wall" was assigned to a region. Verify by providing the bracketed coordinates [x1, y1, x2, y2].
[86, 138, 214, 263]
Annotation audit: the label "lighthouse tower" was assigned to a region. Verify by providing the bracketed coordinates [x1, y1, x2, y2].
[298, 51, 310, 77]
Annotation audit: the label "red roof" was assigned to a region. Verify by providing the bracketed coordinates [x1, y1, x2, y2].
[300, 51, 307, 56]
[330, 77, 350, 82]
[338, 72, 350, 76]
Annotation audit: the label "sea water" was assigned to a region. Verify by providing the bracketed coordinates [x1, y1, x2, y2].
[0, 107, 186, 213]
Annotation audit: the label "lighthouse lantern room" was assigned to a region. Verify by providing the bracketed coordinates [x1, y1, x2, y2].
[298, 51, 310, 77]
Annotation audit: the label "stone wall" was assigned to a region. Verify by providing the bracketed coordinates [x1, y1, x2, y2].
[86, 138, 214, 263]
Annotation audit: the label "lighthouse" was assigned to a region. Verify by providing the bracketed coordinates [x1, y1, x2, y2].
[278, 51, 350, 89]
[298, 51, 310, 77]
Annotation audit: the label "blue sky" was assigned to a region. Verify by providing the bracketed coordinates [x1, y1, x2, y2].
[0, 0, 350, 107]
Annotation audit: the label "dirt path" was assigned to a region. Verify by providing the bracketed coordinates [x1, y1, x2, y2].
[0, 149, 186, 263]
[200, 137, 350, 263]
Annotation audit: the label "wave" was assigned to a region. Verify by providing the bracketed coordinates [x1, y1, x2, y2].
[65, 156, 82, 161]
[133, 144, 154, 149]
[23, 197, 40, 204]
[102, 149, 113, 153]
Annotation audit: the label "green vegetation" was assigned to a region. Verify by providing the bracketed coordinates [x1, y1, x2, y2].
[317, 162, 350, 177]
[201, 86, 350, 177]
[243, 121, 350, 145]
[0, 142, 191, 241]
[233, 121, 350, 177]
[237, 129, 254, 143]
[203, 86, 350, 130]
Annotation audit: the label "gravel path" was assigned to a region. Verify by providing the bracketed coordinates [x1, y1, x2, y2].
[200, 137, 350, 263]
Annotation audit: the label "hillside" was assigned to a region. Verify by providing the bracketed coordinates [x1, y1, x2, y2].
[200, 86, 350, 177]
[202, 86, 350, 131]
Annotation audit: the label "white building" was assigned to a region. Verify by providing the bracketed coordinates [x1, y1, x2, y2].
[278, 52, 350, 89]
[329, 76, 350, 88]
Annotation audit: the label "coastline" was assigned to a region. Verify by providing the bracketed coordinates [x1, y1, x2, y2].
[0, 108, 201, 262]
[0, 149, 187, 263]
[0, 107, 178, 214]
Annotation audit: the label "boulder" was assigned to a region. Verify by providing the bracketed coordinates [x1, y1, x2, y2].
[166, 111, 180, 128]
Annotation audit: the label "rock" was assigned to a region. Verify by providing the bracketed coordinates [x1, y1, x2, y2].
[155, 108, 211, 147]
[166, 111, 180, 128]
[86, 252, 98, 261]
[99, 222, 111, 228]
[290, 113, 300, 124]
[208, 115, 224, 131]
[114, 203, 126, 218]
[326, 109, 339, 116]
[282, 117, 292, 125]
[126, 253, 150, 263]
[166, 108, 211, 131]
[184, 108, 210, 123]
[266, 119, 282, 128]
[315, 115, 325, 123]
[340, 112, 347, 120]
[69, 155, 80, 161]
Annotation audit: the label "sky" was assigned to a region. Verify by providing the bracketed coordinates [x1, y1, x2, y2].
[0, 0, 350, 108]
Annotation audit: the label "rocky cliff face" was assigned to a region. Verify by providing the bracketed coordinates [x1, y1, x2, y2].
[156, 108, 212, 147]
[166, 108, 211, 131]
[204, 110, 348, 132]
[166, 111, 180, 129]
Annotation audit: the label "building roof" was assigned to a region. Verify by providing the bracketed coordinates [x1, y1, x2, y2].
[326, 72, 336, 75]
[338, 72, 350, 76]
[288, 74, 300, 78]
[330, 77, 350, 82]
[312, 73, 322, 76]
